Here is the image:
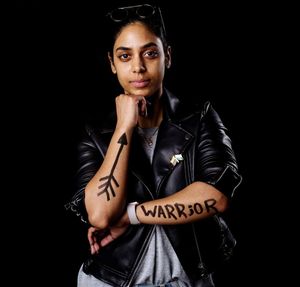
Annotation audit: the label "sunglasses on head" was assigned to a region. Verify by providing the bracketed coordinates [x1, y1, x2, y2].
[106, 4, 166, 34]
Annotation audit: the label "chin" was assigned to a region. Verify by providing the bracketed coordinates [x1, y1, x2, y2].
[130, 89, 152, 98]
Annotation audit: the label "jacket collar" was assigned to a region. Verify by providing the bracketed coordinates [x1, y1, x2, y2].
[162, 88, 181, 121]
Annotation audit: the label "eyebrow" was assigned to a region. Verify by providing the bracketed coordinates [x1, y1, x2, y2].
[115, 42, 158, 52]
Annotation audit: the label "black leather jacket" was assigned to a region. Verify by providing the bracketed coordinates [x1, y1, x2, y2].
[66, 90, 242, 286]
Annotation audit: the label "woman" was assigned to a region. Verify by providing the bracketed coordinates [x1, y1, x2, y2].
[66, 2, 242, 286]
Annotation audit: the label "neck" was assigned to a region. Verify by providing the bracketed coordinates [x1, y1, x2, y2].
[138, 95, 163, 128]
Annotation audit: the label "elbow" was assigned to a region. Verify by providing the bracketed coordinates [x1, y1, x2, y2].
[84, 186, 110, 229]
[88, 212, 109, 230]
[216, 194, 229, 214]
[85, 199, 110, 230]
[204, 182, 229, 214]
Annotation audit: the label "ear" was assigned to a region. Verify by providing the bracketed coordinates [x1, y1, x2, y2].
[108, 52, 117, 74]
[165, 46, 172, 69]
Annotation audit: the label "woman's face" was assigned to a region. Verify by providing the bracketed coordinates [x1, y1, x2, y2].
[110, 21, 170, 98]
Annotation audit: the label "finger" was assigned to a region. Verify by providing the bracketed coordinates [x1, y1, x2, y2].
[87, 227, 96, 245]
[136, 97, 147, 116]
[140, 97, 147, 117]
[101, 234, 115, 247]
[93, 242, 100, 254]
[90, 244, 95, 255]
[91, 235, 102, 254]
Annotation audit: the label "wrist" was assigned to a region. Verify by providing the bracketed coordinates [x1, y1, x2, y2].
[115, 124, 134, 135]
[127, 202, 140, 225]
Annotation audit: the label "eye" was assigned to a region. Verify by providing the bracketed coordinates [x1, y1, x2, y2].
[144, 50, 159, 58]
[118, 53, 131, 61]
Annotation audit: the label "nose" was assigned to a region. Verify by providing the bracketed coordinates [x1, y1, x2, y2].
[132, 55, 146, 73]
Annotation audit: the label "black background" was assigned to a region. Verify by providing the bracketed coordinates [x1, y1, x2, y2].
[9, 0, 294, 286]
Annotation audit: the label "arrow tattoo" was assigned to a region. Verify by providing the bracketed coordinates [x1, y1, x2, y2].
[97, 133, 128, 201]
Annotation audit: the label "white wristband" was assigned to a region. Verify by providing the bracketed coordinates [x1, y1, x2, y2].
[127, 202, 140, 225]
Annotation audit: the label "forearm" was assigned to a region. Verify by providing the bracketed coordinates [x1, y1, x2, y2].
[136, 181, 228, 225]
[85, 127, 133, 228]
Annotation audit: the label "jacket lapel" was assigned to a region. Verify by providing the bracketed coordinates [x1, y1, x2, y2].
[129, 131, 155, 192]
[152, 120, 194, 195]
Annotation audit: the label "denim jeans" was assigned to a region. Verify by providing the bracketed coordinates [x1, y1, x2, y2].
[135, 283, 178, 287]
[135, 275, 215, 287]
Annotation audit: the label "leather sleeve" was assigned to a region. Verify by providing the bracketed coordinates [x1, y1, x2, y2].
[195, 102, 242, 198]
[64, 126, 102, 224]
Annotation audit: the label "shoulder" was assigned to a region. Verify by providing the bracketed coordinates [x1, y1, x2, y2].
[84, 112, 116, 137]
[75, 113, 115, 157]
[176, 100, 212, 123]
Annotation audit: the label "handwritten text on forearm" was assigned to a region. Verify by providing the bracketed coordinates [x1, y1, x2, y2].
[140, 199, 218, 220]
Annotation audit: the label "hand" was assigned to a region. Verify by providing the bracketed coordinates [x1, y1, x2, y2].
[115, 94, 147, 130]
[88, 211, 130, 255]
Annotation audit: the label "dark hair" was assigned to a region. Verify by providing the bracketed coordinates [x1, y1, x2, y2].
[104, 3, 168, 54]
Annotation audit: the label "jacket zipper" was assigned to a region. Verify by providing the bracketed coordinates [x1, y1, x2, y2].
[125, 171, 155, 287]
[185, 134, 208, 277]
[125, 225, 155, 287]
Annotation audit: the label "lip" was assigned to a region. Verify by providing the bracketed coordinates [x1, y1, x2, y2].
[130, 80, 150, 88]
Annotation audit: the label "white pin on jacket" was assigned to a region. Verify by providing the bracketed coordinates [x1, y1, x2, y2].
[170, 154, 184, 166]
